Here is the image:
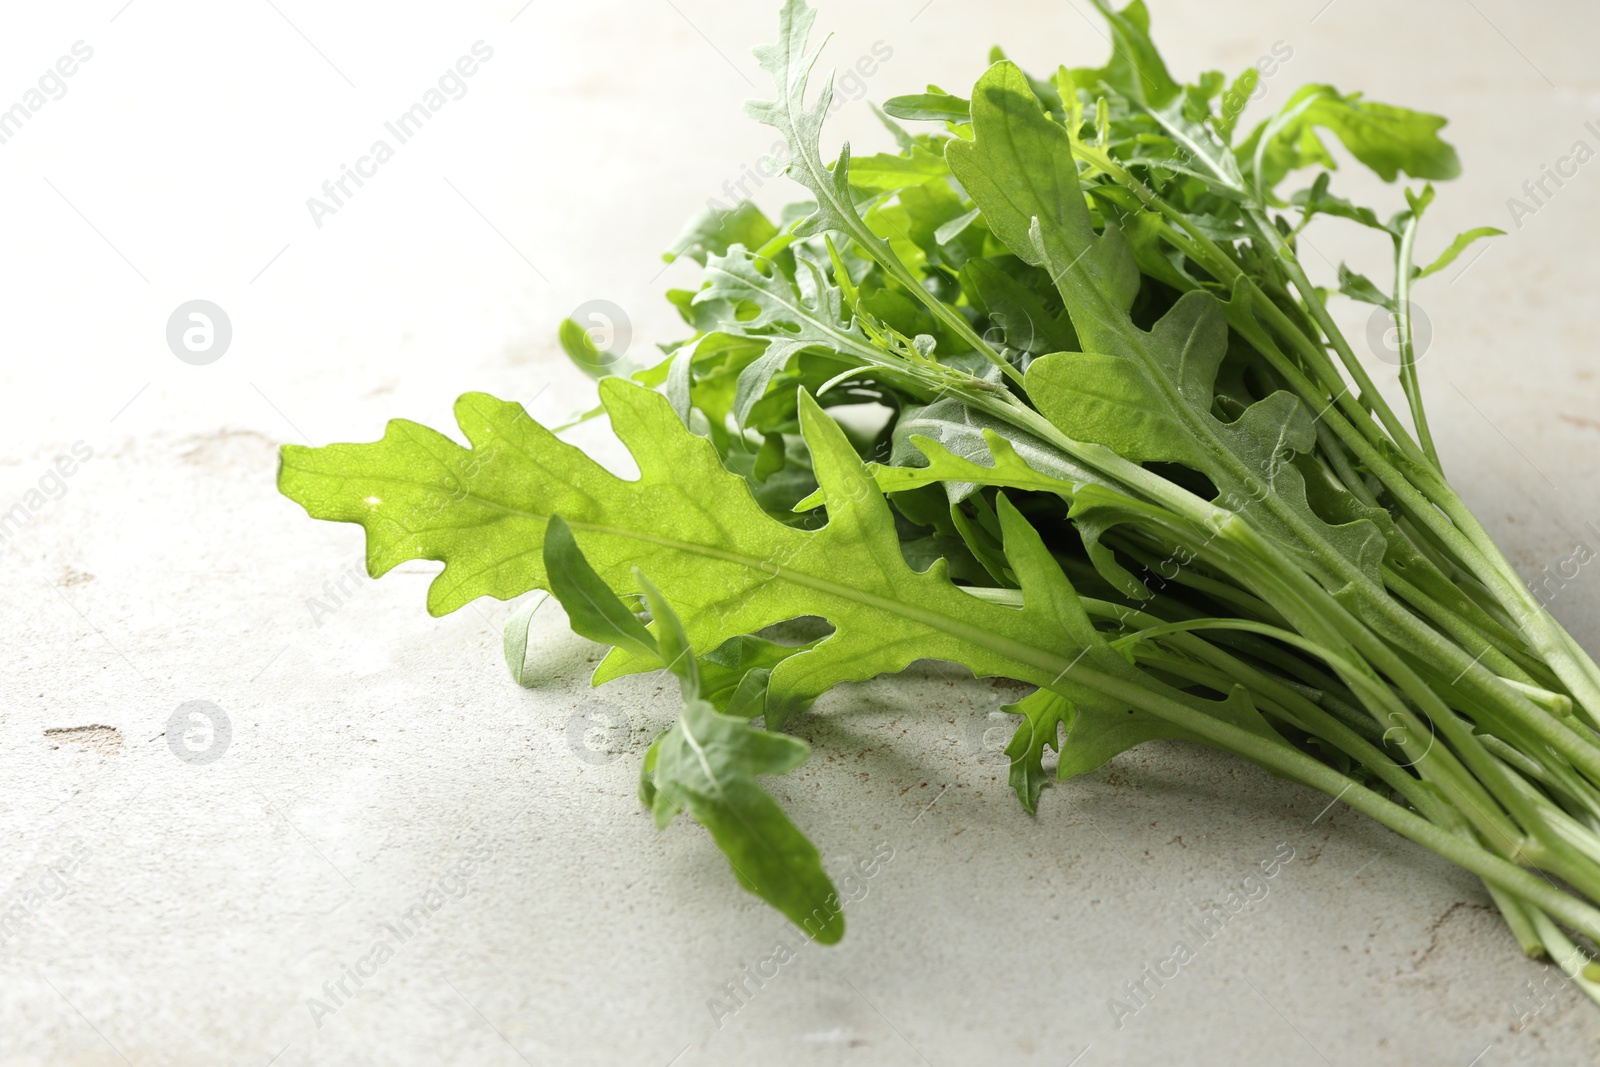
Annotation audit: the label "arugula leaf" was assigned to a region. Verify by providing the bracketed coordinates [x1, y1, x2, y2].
[1291, 172, 1389, 233]
[947, 60, 1386, 590]
[1415, 225, 1502, 279]
[502, 595, 546, 688]
[543, 516, 659, 663]
[1056, 684, 1280, 780]
[1003, 688, 1070, 814]
[277, 377, 1255, 774]
[280, 381, 1074, 717]
[665, 200, 781, 266]
[746, 0, 1018, 384]
[881, 87, 971, 124]
[648, 684, 844, 941]
[557, 318, 623, 380]
[885, 397, 1102, 502]
[1074, 0, 1182, 109]
[1213, 66, 1258, 144]
[539, 515, 841, 939]
[694, 243, 898, 426]
[1241, 84, 1461, 190]
[960, 257, 1079, 356]
[1337, 263, 1392, 308]
[845, 145, 952, 192]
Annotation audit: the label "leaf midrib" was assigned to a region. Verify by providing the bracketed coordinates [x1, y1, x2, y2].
[392, 472, 1086, 683]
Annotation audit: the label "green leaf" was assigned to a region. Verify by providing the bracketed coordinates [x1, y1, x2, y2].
[1213, 67, 1258, 144]
[696, 635, 817, 710]
[746, 0, 885, 246]
[949, 497, 1013, 587]
[753, 431, 787, 482]
[697, 244, 875, 371]
[277, 377, 1137, 726]
[1059, 684, 1283, 779]
[635, 569, 700, 696]
[647, 690, 844, 942]
[558, 317, 625, 379]
[887, 397, 1101, 502]
[946, 60, 1386, 590]
[723, 667, 774, 720]
[1003, 688, 1070, 813]
[845, 145, 952, 193]
[1337, 264, 1392, 308]
[1416, 225, 1503, 279]
[744, 0, 1014, 383]
[1026, 351, 1196, 462]
[1290, 172, 1389, 234]
[934, 207, 982, 247]
[665, 200, 780, 266]
[961, 258, 1079, 355]
[790, 407, 1091, 514]
[541, 515, 836, 937]
[1243, 84, 1461, 190]
[882, 87, 971, 124]
[501, 595, 547, 688]
[732, 339, 808, 430]
[542, 516, 661, 664]
[1074, 0, 1181, 109]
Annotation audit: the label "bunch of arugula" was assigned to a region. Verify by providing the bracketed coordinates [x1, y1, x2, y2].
[279, 0, 1600, 991]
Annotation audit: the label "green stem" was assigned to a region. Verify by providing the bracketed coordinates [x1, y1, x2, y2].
[1069, 662, 1600, 942]
[1394, 211, 1441, 467]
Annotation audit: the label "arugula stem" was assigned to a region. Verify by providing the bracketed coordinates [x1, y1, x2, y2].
[1383, 569, 1538, 686]
[1526, 909, 1600, 1008]
[1131, 648, 1448, 821]
[1069, 663, 1600, 943]
[1067, 72, 1600, 748]
[1244, 208, 1434, 468]
[1485, 883, 1547, 958]
[1393, 211, 1441, 467]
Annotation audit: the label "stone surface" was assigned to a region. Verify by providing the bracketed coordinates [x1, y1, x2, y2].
[3, 1, 1600, 1064]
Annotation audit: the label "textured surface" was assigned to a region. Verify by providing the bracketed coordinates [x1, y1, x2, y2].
[4, 1, 1600, 1064]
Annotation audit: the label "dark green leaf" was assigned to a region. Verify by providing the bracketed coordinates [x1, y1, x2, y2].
[543, 516, 660, 664]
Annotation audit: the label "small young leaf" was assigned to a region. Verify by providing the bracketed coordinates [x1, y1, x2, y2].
[882, 87, 971, 123]
[543, 516, 660, 664]
[733, 339, 807, 430]
[1291, 172, 1389, 233]
[501, 595, 547, 688]
[648, 693, 843, 942]
[1337, 263, 1392, 308]
[635, 569, 701, 697]
[664, 200, 779, 266]
[1245, 84, 1461, 189]
[1214, 66, 1259, 144]
[558, 318, 620, 379]
[1003, 688, 1071, 813]
[724, 667, 774, 720]
[1415, 226, 1503, 279]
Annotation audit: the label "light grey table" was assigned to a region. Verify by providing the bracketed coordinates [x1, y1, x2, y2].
[3, 0, 1598, 1063]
